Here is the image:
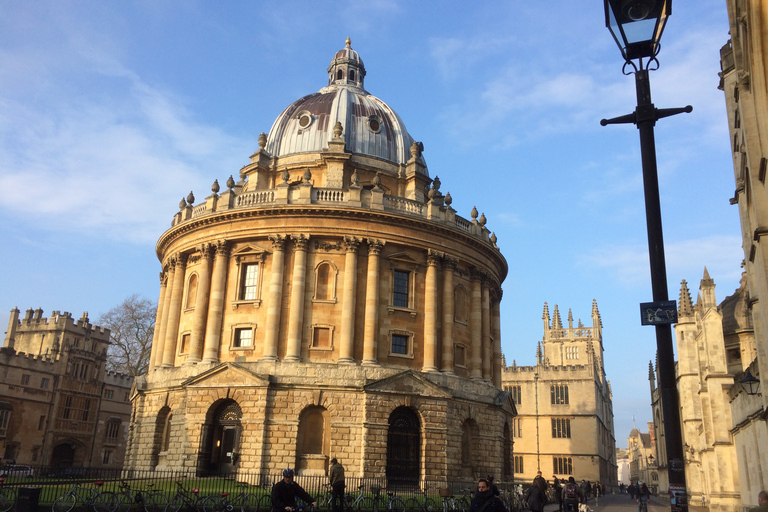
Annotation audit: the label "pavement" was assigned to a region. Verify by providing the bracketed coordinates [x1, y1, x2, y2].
[539, 493, 708, 512]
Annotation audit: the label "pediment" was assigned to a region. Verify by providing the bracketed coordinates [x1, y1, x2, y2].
[231, 244, 269, 258]
[181, 362, 270, 388]
[496, 390, 518, 416]
[386, 251, 421, 268]
[364, 370, 452, 399]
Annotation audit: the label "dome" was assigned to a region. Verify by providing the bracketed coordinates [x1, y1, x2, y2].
[265, 38, 426, 171]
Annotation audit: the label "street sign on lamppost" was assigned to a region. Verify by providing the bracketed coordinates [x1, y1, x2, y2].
[601, 2, 691, 512]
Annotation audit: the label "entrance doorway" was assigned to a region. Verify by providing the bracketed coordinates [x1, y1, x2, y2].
[386, 407, 420, 489]
[198, 400, 242, 476]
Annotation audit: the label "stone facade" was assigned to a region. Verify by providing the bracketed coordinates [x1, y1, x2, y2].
[626, 426, 658, 492]
[1, 308, 133, 469]
[719, 2, 768, 507]
[649, 271, 749, 512]
[126, 40, 515, 485]
[500, 302, 617, 486]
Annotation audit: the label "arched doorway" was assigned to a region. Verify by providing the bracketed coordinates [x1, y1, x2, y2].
[386, 407, 420, 488]
[51, 443, 76, 468]
[198, 400, 242, 476]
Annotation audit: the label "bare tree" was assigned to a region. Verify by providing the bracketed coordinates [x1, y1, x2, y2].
[98, 294, 156, 376]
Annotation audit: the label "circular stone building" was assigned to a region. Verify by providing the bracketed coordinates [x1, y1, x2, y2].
[126, 39, 514, 485]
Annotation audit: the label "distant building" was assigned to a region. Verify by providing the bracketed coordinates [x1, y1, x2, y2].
[616, 448, 630, 485]
[626, 425, 657, 492]
[650, 271, 747, 512]
[501, 302, 616, 486]
[1, 307, 133, 469]
[719, 2, 768, 507]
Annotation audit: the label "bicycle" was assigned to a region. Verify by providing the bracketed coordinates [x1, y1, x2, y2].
[203, 482, 260, 512]
[52, 481, 120, 512]
[169, 481, 206, 512]
[637, 499, 648, 512]
[316, 484, 334, 511]
[439, 488, 470, 512]
[0, 478, 16, 512]
[406, 490, 436, 512]
[356, 487, 406, 512]
[114, 481, 169, 512]
[342, 485, 367, 512]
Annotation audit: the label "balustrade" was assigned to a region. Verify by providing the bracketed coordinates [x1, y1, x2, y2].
[384, 196, 423, 215]
[236, 190, 275, 207]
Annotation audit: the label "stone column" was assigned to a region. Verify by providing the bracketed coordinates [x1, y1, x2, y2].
[362, 239, 384, 365]
[148, 272, 168, 371]
[492, 291, 503, 386]
[470, 269, 483, 380]
[339, 236, 360, 364]
[482, 281, 491, 381]
[202, 241, 229, 363]
[422, 250, 440, 372]
[162, 253, 188, 367]
[441, 257, 456, 373]
[285, 235, 309, 362]
[262, 235, 286, 362]
[186, 244, 213, 364]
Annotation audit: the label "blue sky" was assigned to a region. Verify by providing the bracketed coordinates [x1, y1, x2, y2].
[0, 1, 741, 451]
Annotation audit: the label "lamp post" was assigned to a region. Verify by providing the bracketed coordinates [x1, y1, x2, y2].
[600, 2, 691, 511]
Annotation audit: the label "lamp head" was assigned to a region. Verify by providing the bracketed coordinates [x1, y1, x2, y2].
[739, 368, 761, 396]
[605, 0, 672, 61]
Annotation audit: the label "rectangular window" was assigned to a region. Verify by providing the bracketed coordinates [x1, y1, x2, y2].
[103, 449, 112, 465]
[512, 417, 522, 438]
[233, 328, 253, 348]
[553, 456, 573, 475]
[104, 389, 114, 399]
[41, 377, 49, 389]
[393, 270, 410, 307]
[63, 395, 72, 419]
[38, 415, 45, 430]
[455, 345, 466, 366]
[565, 346, 579, 360]
[106, 421, 120, 440]
[312, 327, 331, 348]
[514, 456, 524, 474]
[21, 374, 30, 385]
[551, 418, 571, 438]
[240, 263, 259, 300]
[551, 384, 569, 405]
[82, 399, 91, 421]
[0, 410, 10, 431]
[509, 385, 522, 405]
[392, 334, 409, 355]
[180, 333, 190, 354]
[31, 446, 39, 462]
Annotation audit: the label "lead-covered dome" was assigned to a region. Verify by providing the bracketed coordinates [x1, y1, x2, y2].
[265, 38, 426, 170]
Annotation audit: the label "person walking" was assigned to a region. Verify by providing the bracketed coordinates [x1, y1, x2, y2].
[470, 479, 505, 512]
[553, 476, 563, 512]
[526, 483, 546, 512]
[329, 458, 345, 512]
[534, 471, 548, 494]
[562, 477, 582, 512]
[629, 482, 636, 500]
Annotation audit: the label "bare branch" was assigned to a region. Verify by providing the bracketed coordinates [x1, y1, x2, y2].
[97, 294, 156, 376]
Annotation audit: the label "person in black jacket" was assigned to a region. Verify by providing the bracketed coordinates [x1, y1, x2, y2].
[470, 479, 506, 512]
[272, 468, 317, 512]
[525, 483, 546, 512]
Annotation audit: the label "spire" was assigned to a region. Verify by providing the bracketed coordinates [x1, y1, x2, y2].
[568, 308, 573, 329]
[543, 302, 551, 330]
[536, 341, 543, 365]
[678, 279, 694, 317]
[591, 299, 603, 328]
[553, 305, 562, 330]
[699, 267, 716, 308]
[648, 360, 655, 381]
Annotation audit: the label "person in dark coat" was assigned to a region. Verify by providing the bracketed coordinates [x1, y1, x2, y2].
[534, 471, 548, 494]
[526, 483, 546, 512]
[272, 468, 317, 512]
[553, 476, 563, 512]
[470, 479, 505, 512]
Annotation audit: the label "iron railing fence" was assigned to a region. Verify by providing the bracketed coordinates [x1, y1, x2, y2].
[0, 466, 536, 507]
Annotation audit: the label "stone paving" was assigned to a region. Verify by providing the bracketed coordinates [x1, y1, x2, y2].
[538, 493, 704, 512]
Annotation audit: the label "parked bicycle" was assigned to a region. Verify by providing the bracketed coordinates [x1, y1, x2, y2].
[341, 484, 367, 512]
[402, 490, 435, 512]
[203, 482, 260, 512]
[316, 484, 334, 511]
[114, 480, 169, 512]
[0, 478, 16, 512]
[168, 481, 206, 512]
[439, 488, 470, 512]
[356, 486, 406, 512]
[52, 481, 120, 512]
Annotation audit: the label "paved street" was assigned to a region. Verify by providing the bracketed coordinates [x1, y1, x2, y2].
[538, 493, 698, 512]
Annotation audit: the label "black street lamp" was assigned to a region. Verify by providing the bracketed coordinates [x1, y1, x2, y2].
[739, 368, 761, 396]
[601, 2, 691, 511]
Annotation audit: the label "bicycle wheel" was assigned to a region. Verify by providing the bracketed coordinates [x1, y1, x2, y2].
[402, 498, 419, 512]
[0, 488, 16, 512]
[357, 497, 375, 512]
[203, 496, 227, 512]
[94, 491, 121, 512]
[113, 493, 132, 512]
[238, 494, 259, 512]
[420, 498, 437, 512]
[145, 492, 170, 512]
[53, 493, 78, 512]
[457, 498, 470, 512]
[168, 494, 186, 512]
[388, 498, 406, 512]
[256, 496, 272, 512]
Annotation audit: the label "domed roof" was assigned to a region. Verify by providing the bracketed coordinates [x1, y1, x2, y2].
[265, 38, 426, 171]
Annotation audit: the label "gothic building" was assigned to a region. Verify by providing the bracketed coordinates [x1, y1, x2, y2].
[1, 308, 133, 469]
[500, 302, 617, 485]
[125, 39, 514, 485]
[719, 1, 768, 507]
[649, 271, 749, 512]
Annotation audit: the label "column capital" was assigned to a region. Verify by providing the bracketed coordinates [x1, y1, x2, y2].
[367, 238, 385, 255]
[159, 272, 167, 286]
[291, 234, 310, 251]
[199, 243, 215, 260]
[427, 249, 443, 267]
[173, 252, 188, 268]
[442, 255, 459, 271]
[343, 236, 361, 252]
[269, 234, 287, 251]
[470, 266, 487, 281]
[214, 240, 230, 257]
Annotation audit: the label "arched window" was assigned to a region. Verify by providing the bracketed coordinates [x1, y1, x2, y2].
[461, 419, 479, 476]
[296, 406, 329, 474]
[349, 70, 355, 81]
[151, 406, 172, 468]
[337, 70, 343, 80]
[454, 285, 468, 322]
[387, 407, 421, 486]
[186, 274, 198, 309]
[314, 261, 337, 301]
